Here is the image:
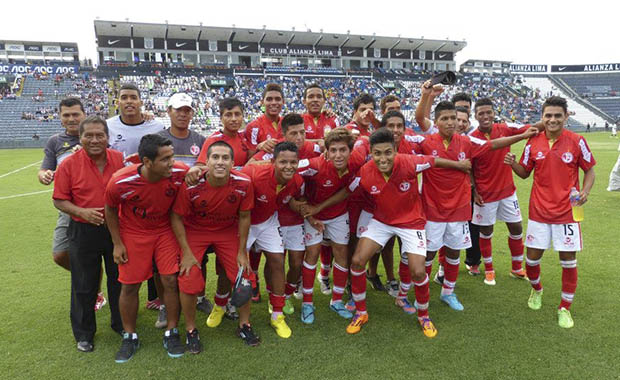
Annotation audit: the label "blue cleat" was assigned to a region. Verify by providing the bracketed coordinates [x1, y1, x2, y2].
[301, 304, 315, 324]
[329, 301, 353, 319]
[440, 293, 464, 311]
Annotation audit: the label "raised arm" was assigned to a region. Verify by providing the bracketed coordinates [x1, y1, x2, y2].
[490, 127, 538, 150]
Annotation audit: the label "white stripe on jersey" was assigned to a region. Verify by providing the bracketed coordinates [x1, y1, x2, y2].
[116, 174, 141, 184]
[468, 135, 487, 145]
[522, 144, 531, 166]
[348, 176, 361, 192]
[231, 173, 250, 182]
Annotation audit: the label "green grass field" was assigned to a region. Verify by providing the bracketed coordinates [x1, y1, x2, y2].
[1, 132, 619, 380]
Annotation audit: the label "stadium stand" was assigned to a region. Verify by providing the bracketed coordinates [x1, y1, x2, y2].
[553, 73, 620, 122]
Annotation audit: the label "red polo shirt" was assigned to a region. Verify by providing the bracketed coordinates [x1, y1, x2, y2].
[244, 114, 283, 150]
[302, 112, 338, 140]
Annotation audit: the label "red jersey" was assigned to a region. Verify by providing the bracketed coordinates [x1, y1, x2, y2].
[344, 121, 372, 138]
[298, 150, 365, 220]
[470, 123, 529, 202]
[252, 140, 321, 162]
[105, 162, 189, 234]
[53, 148, 125, 223]
[352, 154, 435, 229]
[302, 112, 338, 140]
[244, 114, 283, 150]
[519, 129, 596, 224]
[196, 130, 250, 167]
[241, 164, 304, 225]
[172, 169, 253, 232]
[419, 133, 491, 222]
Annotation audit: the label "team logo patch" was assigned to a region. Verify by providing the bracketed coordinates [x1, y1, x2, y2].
[165, 187, 176, 197]
[431, 150, 438, 157]
[324, 180, 333, 187]
[526, 234, 535, 243]
[370, 185, 380, 194]
[458, 152, 466, 161]
[190, 144, 200, 156]
[564, 237, 575, 248]
[399, 182, 410, 192]
[305, 125, 313, 132]
[418, 240, 425, 248]
[561, 152, 573, 163]
[227, 194, 237, 203]
[257, 194, 268, 202]
[536, 151, 545, 160]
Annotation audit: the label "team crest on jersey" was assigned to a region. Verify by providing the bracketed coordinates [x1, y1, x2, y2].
[190, 144, 200, 156]
[399, 182, 411, 192]
[227, 194, 237, 203]
[324, 180, 333, 187]
[257, 194, 268, 203]
[305, 125, 313, 132]
[536, 151, 545, 160]
[370, 185, 380, 194]
[431, 150, 438, 157]
[561, 152, 573, 163]
[458, 152, 466, 161]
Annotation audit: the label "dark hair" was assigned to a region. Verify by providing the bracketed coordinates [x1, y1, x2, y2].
[474, 97, 494, 111]
[119, 83, 141, 98]
[324, 128, 355, 150]
[219, 98, 244, 116]
[207, 140, 234, 161]
[433, 101, 456, 120]
[380, 110, 406, 128]
[542, 96, 568, 114]
[281, 113, 304, 134]
[451, 92, 472, 105]
[353, 93, 376, 112]
[59, 97, 85, 113]
[138, 134, 172, 162]
[370, 128, 395, 148]
[273, 141, 298, 159]
[380, 94, 400, 113]
[79, 115, 108, 136]
[262, 83, 284, 99]
[455, 106, 470, 117]
[303, 83, 324, 99]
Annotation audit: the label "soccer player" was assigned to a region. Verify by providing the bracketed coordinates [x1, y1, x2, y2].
[470, 97, 540, 285]
[344, 93, 379, 138]
[105, 134, 188, 362]
[241, 142, 306, 338]
[416, 100, 538, 311]
[244, 83, 284, 153]
[297, 128, 365, 324]
[506, 96, 595, 328]
[171, 141, 258, 350]
[379, 94, 415, 136]
[52, 116, 124, 352]
[301, 83, 339, 142]
[346, 128, 470, 337]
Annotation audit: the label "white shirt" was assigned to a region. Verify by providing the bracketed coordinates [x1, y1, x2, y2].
[107, 115, 165, 157]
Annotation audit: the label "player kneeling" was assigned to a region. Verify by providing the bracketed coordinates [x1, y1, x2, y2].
[347, 129, 470, 337]
[171, 141, 260, 348]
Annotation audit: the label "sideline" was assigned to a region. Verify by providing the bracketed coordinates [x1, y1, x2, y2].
[0, 189, 52, 200]
[0, 161, 42, 179]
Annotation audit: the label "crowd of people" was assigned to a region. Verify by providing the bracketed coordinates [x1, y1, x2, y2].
[38, 78, 596, 364]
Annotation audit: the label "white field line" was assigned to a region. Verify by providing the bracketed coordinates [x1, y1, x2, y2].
[0, 189, 52, 200]
[0, 161, 42, 179]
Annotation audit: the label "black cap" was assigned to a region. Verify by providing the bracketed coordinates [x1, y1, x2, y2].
[430, 71, 457, 86]
[230, 267, 253, 307]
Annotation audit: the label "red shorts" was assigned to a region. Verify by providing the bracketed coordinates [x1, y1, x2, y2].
[178, 227, 240, 295]
[118, 229, 180, 285]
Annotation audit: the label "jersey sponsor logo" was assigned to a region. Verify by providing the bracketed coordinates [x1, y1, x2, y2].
[458, 151, 466, 161]
[535, 151, 545, 160]
[227, 193, 238, 203]
[257, 194, 268, 203]
[399, 181, 411, 192]
[323, 180, 333, 187]
[561, 152, 574, 163]
[370, 185, 380, 194]
[190, 144, 200, 156]
[305, 125, 313, 132]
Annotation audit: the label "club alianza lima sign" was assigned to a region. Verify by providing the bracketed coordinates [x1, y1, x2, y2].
[0, 64, 79, 74]
[551, 63, 620, 73]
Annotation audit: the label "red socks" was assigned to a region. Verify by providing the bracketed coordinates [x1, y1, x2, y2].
[560, 260, 578, 310]
[508, 234, 524, 271]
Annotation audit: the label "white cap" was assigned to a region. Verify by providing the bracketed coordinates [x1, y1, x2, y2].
[168, 93, 194, 110]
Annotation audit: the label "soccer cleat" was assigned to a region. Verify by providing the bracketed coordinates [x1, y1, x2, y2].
[251, 280, 261, 303]
[346, 312, 369, 334]
[318, 274, 332, 295]
[440, 293, 464, 311]
[345, 299, 356, 313]
[77, 341, 93, 352]
[283, 298, 295, 315]
[484, 271, 496, 286]
[367, 274, 385, 291]
[206, 306, 226, 328]
[163, 328, 185, 358]
[395, 298, 417, 315]
[301, 304, 315, 324]
[330, 301, 353, 319]
[185, 329, 203, 354]
[510, 269, 528, 280]
[115, 333, 139, 363]
[225, 301, 239, 320]
[557, 307, 574, 329]
[145, 298, 161, 310]
[466, 264, 481, 276]
[155, 305, 167, 329]
[94, 292, 107, 311]
[386, 280, 399, 297]
[418, 317, 438, 338]
[270, 315, 292, 338]
[527, 289, 543, 310]
[196, 297, 214, 315]
[433, 272, 445, 285]
[237, 324, 260, 346]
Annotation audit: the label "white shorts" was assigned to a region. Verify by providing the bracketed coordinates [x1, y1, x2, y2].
[426, 220, 472, 252]
[280, 224, 305, 251]
[304, 213, 350, 246]
[362, 218, 426, 257]
[356, 210, 374, 238]
[472, 191, 522, 226]
[525, 220, 583, 252]
[247, 213, 284, 253]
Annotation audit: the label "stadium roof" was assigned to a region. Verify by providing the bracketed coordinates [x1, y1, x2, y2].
[94, 20, 466, 53]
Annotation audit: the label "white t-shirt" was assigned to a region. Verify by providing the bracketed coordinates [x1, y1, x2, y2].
[107, 115, 165, 157]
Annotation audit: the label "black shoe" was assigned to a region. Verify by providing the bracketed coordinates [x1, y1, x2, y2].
[196, 297, 214, 315]
[225, 300, 239, 320]
[237, 324, 260, 347]
[77, 341, 93, 352]
[163, 328, 185, 358]
[367, 274, 386, 291]
[186, 329, 203, 354]
[115, 333, 139, 363]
